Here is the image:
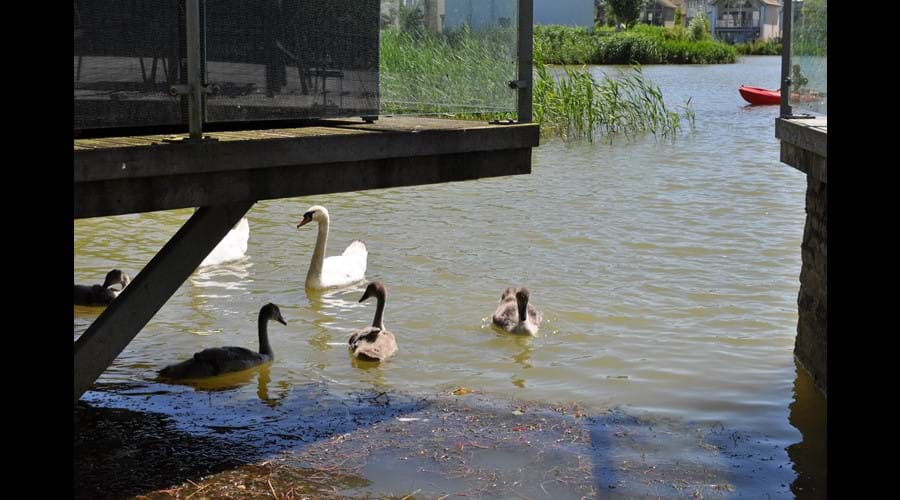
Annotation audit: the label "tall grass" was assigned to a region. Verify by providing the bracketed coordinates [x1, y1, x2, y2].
[735, 39, 782, 55]
[535, 24, 737, 65]
[533, 61, 695, 142]
[380, 26, 517, 116]
[381, 26, 696, 142]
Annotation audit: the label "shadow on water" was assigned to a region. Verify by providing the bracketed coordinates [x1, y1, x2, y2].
[787, 359, 827, 499]
[76, 377, 811, 499]
[585, 410, 797, 498]
[75, 381, 429, 499]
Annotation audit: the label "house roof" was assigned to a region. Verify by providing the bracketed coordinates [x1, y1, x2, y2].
[656, 0, 679, 8]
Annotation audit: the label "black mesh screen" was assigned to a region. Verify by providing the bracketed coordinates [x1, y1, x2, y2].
[205, 0, 380, 122]
[74, 0, 380, 135]
[74, 0, 185, 131]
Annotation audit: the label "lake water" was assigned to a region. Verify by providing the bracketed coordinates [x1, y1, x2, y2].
[74, 56, 825, 497]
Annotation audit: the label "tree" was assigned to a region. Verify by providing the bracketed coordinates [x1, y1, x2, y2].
[797, 0, 826, 54]
[400, 0, 425, 36]
[594, 0, 608, 26]
[607, 0, 647, 29]
[687, 12, 710, 41]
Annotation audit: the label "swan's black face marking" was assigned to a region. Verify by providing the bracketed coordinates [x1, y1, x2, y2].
[102, 269, 129, 290]
[359, 284, 376, 303]
[297, 211, 315, 228]
[263, 303, 288, 325]
[359, 281, 385, 303]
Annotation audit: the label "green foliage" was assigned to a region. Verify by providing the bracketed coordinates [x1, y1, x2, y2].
[607, 0, 647, 29]
[735, 39, 782, 55]
[381, 26, 696, 141]
[534, 24, 737, 65]
[533, 64, 695, 142]
[380, 26, 517, 117]
[399, 0, 425, 36]
[794, 0, 826, 56]
[675, 7, 683, 27]
[533, 25, 597, 65]
[687, 13, 710, 41]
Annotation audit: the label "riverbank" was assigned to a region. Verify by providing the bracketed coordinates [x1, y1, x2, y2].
[535, 25, 738, 65]
[75, 382, 795, 499]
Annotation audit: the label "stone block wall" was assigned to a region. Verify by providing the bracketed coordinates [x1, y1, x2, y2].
[795, 176, 826, 394]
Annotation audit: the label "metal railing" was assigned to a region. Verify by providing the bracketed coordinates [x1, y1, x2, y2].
[716, 19, 761, 28]
[780, 0, 827, 118]
[73, 0, 533, 138]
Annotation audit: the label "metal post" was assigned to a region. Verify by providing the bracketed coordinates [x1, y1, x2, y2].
[517, 0, 533, 123]
[186, 0, 203, 138]
[780, 0, 793, 117]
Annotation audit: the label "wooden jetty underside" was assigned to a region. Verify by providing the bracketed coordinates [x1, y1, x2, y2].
[74, 116, 539, 400]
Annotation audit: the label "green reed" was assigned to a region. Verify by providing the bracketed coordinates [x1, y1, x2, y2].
[534, 24, 738, 65]
[380, 26, 518, 116]
[381, 26, 696, 142]
[533, 61, 695, 142]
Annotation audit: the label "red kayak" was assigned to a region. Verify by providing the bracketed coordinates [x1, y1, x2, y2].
[739, 85, 780, 105]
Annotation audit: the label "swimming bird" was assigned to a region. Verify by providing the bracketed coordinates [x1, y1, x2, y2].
[200, 217, 250, 267]
[492, 287, 542, 335]
[74, 269, 130, 306]
[158, 303, 286, 379]
[348, 281, 397, 362]
[296, 205, 367, 290]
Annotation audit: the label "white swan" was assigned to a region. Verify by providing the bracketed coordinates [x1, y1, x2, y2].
[158, 303, 286, 379]
[296, 205, 367, 290]
[492, 287, 542, 335]
[349, 281, 398, 362]
[200, 217, 250, 267]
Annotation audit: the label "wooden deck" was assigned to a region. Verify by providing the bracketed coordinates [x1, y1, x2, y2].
[74, 115, 539, 401]
[775, 116, 826, 182]
[75, 116, 539, 218]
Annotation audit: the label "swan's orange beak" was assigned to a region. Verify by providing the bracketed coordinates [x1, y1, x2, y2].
[297, 214, 312, 228]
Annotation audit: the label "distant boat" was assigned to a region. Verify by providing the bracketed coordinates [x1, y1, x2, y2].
[739, 85, 780, 105]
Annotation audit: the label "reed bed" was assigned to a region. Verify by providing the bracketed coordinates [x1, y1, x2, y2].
[381, 27, 695, 142]
[535, 24, 738, 65]
[533, 61, 695, 142]
[380, 26, 518, 116]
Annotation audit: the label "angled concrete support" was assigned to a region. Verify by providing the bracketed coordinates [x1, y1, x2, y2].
[74, 202, 254, 401]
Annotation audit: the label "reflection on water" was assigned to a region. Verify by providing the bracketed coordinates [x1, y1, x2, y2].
[305, 284, 370, 351]
[788, 359, 827, 499]
[189, 257, 254, 292]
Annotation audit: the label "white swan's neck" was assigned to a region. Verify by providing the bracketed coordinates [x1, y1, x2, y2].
[307, 215, 330, 286]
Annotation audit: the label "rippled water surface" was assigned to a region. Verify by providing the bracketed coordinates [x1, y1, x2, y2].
[75, 56, 823, 495]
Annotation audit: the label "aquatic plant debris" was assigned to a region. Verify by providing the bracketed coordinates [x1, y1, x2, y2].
[76, 382, 796, 499]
